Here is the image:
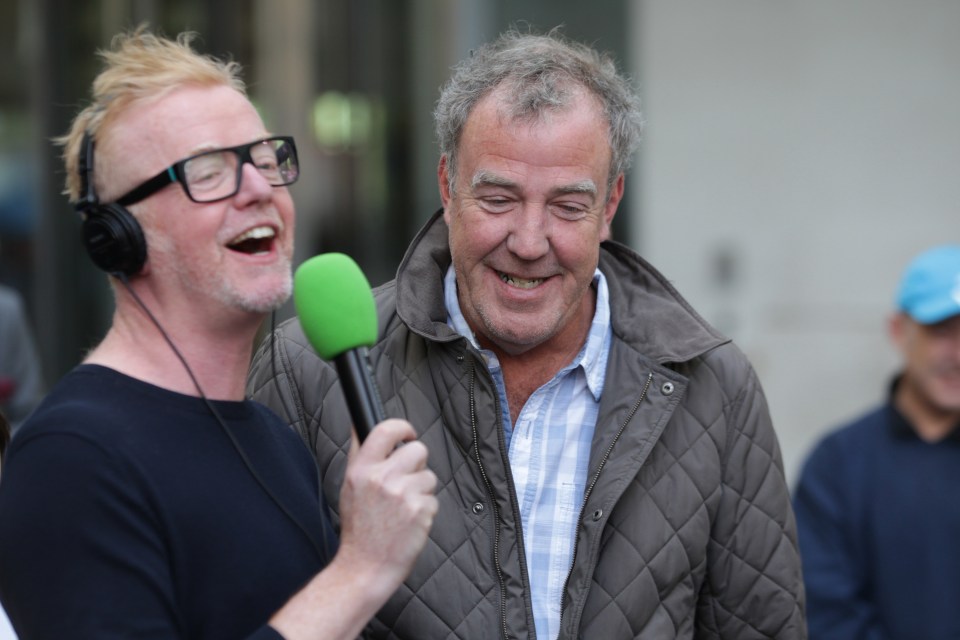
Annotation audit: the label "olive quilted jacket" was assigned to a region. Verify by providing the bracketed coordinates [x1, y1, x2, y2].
[247, 211, 806, 639]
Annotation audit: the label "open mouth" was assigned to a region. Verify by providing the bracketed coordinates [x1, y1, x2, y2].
[498, 271, 544, 289]
[227, 226, 276, 255]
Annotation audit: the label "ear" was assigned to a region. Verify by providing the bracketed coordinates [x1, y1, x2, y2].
[600, 173, 625, 242]
[438, 155, 453, 223]
[888, 311, 908, 352]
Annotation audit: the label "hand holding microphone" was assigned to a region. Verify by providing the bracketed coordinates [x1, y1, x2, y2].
[286, 253, 438, 617]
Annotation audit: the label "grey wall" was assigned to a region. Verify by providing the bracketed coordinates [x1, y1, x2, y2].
[630, 0, 960, 485]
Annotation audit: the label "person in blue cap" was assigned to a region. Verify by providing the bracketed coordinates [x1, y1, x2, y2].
[794, 244, 960, 640]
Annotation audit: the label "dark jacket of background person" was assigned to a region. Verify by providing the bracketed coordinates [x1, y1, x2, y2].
[0, 284, 44, 432]
[0, 410, 8, 463]
[247, 211, 807, 639]
[794, 387, 960, 640]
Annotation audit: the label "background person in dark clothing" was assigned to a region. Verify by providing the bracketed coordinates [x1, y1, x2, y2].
[794, 244, 960, 640]
[0, 283, 45, 433]
[0, 409, 8, 463]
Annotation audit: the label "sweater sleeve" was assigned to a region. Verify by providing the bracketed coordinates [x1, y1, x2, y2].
[793, 437, 887, 640]
[703, 361, 808, 639]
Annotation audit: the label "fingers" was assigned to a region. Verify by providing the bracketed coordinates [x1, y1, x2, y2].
[343, 418, 435, 502]
[352, 418, 418, 462]
[399, 461, 437, 494]
[383, 436, 430, 471]
[337, 418, 438, 584]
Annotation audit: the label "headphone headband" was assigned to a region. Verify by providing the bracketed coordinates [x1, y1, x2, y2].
[76, 131, 148, 277]
[76, 132, 100, 214]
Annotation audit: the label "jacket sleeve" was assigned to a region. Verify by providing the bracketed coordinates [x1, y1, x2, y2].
[701, 357, 807, 639]
[250, 322, 320, 448]
[247, 321, 352, 515]
[793, 438, 887, 640]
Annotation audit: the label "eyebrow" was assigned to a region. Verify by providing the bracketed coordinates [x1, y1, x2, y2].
[556, 180, 599, 197]
[470, 170, 598, 199]
[470, 170, 516, 190]
[186, 132, 274, 158]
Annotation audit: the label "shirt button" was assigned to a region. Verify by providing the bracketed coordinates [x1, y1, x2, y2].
[661, 381, 675, 395]
[472, 502, 485, 515]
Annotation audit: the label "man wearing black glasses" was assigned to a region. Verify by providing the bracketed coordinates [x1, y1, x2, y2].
[0, 27, 437, 640]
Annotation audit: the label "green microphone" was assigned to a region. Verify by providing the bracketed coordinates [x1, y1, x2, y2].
[293, 253, 385, 442]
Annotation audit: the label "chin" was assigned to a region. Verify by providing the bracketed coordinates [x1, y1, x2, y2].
[489, 326, 555, 353]
[230, 279, 293, 314]
[252, 288, 293, 313]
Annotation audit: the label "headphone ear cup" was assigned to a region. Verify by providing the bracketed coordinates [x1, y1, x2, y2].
[80, 203, 147, 277]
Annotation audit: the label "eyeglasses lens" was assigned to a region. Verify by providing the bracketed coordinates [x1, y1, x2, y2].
[184, 138, 299, 203]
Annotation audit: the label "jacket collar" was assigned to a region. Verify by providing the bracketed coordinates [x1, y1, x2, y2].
[395, 209, 728, 364]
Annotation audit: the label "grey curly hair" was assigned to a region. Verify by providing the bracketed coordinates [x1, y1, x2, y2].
[434, 27, 643, 194]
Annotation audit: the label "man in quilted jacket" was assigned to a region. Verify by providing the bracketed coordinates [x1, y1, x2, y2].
[248, 27, 806, 639]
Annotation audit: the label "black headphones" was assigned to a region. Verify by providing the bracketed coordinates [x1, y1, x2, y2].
[75, 132, 148, 277]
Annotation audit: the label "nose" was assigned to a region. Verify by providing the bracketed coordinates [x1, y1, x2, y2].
[506, 205, 550, 260]
[235, 161, 274, 204]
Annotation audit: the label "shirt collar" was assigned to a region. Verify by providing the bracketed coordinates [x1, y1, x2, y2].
[444, 265, 611, 401]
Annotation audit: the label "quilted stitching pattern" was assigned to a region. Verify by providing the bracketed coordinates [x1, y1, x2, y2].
[250, 328, 805, 639]
[246, 217, 805, 639]
[573, 351, 803, 639]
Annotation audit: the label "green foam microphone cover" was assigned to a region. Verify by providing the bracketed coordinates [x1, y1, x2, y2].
[293, 253, 377, 360]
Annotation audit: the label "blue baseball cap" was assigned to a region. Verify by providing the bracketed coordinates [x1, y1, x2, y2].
[896, 245, 960, 324]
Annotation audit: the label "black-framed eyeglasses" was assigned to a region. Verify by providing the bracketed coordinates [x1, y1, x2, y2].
[115, 136, 299, 206]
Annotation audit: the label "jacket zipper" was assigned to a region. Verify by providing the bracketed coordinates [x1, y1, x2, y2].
[558, 372, 654, 634]
[468, 361, 513, 640]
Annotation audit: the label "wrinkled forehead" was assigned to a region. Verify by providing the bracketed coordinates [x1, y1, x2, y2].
[461, 86, 613, 175]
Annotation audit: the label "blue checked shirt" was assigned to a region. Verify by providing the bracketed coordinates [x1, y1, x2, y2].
[444, 266, 612, 640]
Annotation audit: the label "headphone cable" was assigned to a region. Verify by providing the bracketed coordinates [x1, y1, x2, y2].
[118, 274, 330, 562]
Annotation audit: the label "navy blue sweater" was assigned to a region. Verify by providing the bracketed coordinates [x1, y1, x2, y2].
[793, 389, 960, 640]
[0, 365, 338, 639]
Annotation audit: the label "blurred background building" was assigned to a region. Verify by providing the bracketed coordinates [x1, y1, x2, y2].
[1, 0, 958, 494]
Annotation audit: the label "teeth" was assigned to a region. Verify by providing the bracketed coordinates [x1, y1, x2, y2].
[230, 226, 275, 244]
[499, 272, 543, 289]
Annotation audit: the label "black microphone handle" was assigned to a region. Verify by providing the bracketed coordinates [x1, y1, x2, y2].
[333, 347, 386, 443]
